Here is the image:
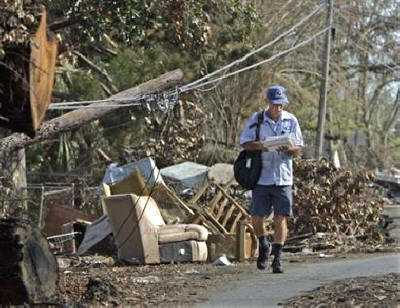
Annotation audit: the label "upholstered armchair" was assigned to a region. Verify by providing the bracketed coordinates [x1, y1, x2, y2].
[104, 194, 208, 264]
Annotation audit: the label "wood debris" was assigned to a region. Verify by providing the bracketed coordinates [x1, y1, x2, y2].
[0, 0, 42, 50]
[184, 158, 386, 250]
[283, 273, 399, 307]
[290, 158, 384, 247]
[124, 100, 207, 167]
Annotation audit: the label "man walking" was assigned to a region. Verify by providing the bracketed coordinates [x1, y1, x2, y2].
[239, 85, 303, 273]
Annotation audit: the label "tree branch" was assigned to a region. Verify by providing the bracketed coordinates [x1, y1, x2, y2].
[73, 50, 114, 84]
[0, 69, 184, 153]
[48, 16, 81, 31]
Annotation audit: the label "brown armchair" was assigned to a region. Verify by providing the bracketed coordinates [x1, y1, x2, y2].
[104, 194, 208, 264]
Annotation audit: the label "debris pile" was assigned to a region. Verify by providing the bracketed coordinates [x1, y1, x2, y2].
[283, 273, 400, 307]
[124, 101, 207, 167]
[185, 158, 386, 249]
[289, 158, 385, 247]
[0, 0, 42, 52]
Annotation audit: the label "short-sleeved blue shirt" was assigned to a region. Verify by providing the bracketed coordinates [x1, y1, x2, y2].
[239, 109, 303, 186]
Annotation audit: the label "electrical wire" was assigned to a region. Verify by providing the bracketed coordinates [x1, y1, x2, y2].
[116, 164, 163, 250]
[110, 104, 175, 250]
[48, 95, 150, 109]
[48, 102, 143, 110]
[49, 95, 146, 106]
[182, 26, 331, 92]
[46, 4, 326, 111]
[179, 3, 326, 93]
[112, 164, 157, 241]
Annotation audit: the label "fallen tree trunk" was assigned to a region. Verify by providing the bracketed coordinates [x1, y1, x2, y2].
[0, 218, 58, 305]
[0, 69, 183, 153]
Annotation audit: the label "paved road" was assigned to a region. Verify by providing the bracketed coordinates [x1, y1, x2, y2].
[198, 254, 400, 308]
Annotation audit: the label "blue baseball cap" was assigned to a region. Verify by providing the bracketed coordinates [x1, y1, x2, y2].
[264, 85, 289, 104]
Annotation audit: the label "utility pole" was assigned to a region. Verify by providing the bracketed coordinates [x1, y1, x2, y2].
[315, 0, 333, 159]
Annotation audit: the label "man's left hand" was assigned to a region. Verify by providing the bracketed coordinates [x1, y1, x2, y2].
[277, 146, 289, 153]
[278, 146, 301, 156]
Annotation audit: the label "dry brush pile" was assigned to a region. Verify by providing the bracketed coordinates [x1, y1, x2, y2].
[0, 0, 44, 133]
[0, 0, 43, 71]
[290, 158, 385, 246]
[0, 0, 42, 52]
[181, 158, 385, 248]
[124, 100, 207, 168]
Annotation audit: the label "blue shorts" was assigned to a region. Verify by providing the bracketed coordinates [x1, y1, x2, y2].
[250, 185, 293, 217]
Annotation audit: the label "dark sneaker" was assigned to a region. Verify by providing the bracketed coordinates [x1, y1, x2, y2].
[257, 242, 270, 270]
[272, 257, 284, 273]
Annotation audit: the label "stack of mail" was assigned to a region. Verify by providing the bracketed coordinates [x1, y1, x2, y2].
[262, 133, 297, 151]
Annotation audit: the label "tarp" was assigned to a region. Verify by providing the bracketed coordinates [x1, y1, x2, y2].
[102, 157, 165, 188]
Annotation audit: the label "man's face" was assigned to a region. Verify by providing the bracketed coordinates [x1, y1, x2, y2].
[267, 100, 284, 120]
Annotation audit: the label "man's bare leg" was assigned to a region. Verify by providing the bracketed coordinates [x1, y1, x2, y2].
[252, 215, 265, 237]
[273, 215, 287, 244]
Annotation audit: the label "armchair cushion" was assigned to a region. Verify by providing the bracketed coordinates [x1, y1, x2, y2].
[157, 224, 208, 244]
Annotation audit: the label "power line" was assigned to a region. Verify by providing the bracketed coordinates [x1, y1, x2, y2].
[182, 27, 331, 92]
[48, 102, 143, 110]
[48, 90, 179, 112]
[179, 3, 326, 93]
[48, 93, 152, 108]
[49, 26, 330, 111]
[46, 4, 326, 112]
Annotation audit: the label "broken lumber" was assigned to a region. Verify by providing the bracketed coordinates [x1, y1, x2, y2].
[0, 69, 183, 153]
[0, 218, 58, 305]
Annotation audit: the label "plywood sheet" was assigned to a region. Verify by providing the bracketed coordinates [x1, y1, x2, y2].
[29, 9, 58, 132]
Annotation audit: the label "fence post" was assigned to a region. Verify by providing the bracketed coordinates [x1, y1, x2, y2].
[38, 184, 45, 229]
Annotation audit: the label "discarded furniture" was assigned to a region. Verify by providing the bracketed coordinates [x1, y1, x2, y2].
[102, 170, 194, 224]
[104, 194, 208, 264]
[103, 169, 149, 197]
[43, 202, 97, 236]
[160, 161, 209, 190]
[189, 179, 258, 261]
[235, 221, 258, 262]
[77, 215, 117, 256]
[202, 183, 249, 234]
[206, 222, 258, 262]
[150, 183, 194, 223]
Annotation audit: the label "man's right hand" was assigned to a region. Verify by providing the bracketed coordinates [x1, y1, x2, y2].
[242, 141, 268, 152]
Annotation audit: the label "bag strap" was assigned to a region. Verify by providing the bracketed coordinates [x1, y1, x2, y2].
[255, 110, 264, 141]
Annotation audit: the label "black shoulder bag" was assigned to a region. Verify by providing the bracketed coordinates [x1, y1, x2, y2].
[233, 111, 264, 190]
